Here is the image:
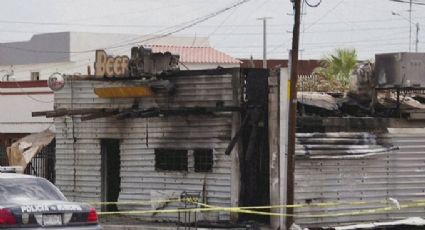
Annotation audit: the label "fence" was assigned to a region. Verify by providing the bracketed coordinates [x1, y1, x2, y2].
[0, 140, 56, 184]
[0, 145, 7, 166]
[24, 140, 56, 183]
[298, 74, 320, 92]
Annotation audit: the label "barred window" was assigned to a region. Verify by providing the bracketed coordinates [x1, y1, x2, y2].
[194, 149, 213, 172]
[155, 149, 188, 171]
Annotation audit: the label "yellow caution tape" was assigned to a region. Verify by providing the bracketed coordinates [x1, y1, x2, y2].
[96, 200, 425, 218]
[90, 198, 393, 208]
[97, 207, 223, 215]
[188, 200, 395, 209]
[184, 201, 393, 218]
[97, 205, 396, 217]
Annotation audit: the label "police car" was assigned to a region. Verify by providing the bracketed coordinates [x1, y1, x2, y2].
[0, 167, 102, 229]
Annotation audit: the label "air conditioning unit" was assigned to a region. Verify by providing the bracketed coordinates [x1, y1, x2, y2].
[375, 52, 425, 87]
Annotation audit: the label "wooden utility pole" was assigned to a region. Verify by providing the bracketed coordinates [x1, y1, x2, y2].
[286, 0, 301, 229]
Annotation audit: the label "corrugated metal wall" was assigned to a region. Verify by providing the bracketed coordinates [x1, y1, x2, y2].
[54, 73, 239, 221]
[294, 130, 425, 227]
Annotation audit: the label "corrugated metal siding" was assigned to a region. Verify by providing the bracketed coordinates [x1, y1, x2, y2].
[54, 73, 238, 221]
[294, 131, 425, 227]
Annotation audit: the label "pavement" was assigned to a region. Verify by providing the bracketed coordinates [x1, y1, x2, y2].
[99, 215, 269, 230]
[103, 225, 263, 230]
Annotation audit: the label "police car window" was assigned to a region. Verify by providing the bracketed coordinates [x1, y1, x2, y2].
[0, 178, 66, 202]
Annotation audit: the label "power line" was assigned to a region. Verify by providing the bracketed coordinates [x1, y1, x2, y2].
[1, 16, 425, 29]
[0, 2, 214, 28]
[389, 0, 425, 6]
[99, 0, 251, 51]
[217, 36, 409, 48]
[3, 1, 253, 76]
[210, 0, 270, 45]
[198, 1, 242, 46]
[302, 0, 345, 32]
[0, 0, 251, 55]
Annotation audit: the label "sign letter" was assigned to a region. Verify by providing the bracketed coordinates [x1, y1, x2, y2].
[94, 50, 107, 77]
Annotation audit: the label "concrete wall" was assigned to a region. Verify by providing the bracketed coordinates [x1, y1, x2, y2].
[0, 32, 70, 65]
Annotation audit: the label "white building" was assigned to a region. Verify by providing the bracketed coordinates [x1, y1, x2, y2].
[0, 81, 53, 161]
[0, 32, 240, 81]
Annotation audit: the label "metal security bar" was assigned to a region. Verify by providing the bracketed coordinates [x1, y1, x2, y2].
[0, 145, 8, 166]
[24, 139, 56, 183]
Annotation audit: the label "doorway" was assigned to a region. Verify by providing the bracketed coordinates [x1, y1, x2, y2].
[101, 139, 121, 212]
[239, 69, 270, 223]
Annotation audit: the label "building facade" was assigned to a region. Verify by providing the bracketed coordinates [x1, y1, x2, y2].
[51, 69, 245, 222]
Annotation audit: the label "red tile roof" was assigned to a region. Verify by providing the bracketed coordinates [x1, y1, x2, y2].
[149, 45, 240, 64]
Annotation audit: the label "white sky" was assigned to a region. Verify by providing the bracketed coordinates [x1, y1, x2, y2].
[0, 0, 424, 60]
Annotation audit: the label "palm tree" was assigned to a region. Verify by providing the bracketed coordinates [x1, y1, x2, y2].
[314, 48, 358, 88]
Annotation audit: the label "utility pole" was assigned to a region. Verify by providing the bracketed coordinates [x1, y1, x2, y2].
[409, 0, 412, 52]
[286, 0, 301, 229]
[416, 22, 420, 52]
[258, 17, 272, 69]
[392, 11, 420, 52]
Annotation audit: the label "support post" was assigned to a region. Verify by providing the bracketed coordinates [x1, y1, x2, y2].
[286, 0, 301, 229]
[269, 74, 280, 229]
[279, 68, 290, 229]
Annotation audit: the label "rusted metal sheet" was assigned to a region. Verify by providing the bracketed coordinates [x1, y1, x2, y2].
[294, 129, 425, 228]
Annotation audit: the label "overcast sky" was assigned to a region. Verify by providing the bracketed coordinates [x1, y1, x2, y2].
[0, 0, 424, 60]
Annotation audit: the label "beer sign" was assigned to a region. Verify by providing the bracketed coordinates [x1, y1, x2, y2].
[48, 72, 65, 91]
[94, 50, 129, 77]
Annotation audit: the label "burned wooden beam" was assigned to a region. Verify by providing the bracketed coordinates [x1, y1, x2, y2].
[32, 109, 69, 118]
[32, 110, 56, 117]
[80, 109, 119, 121]
[115, 106, 241, 119]
[34, 106, 240, 121]
[33, 108, 117, 118]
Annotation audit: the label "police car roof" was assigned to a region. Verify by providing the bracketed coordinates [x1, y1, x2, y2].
[0, 173, 38, 179]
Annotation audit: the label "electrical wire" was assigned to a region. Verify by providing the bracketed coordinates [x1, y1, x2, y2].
[198, 3, 240, 46]
[0, 0, 253, 78]
[0, 2, 213, 28]
[389, 0, 425, 6]
[0, 0, 251, 55]
[303, 0, 345, 32]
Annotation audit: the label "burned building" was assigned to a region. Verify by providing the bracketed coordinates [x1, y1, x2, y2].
[34, 58, 271, 225]
[288, 53, 425, 228]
